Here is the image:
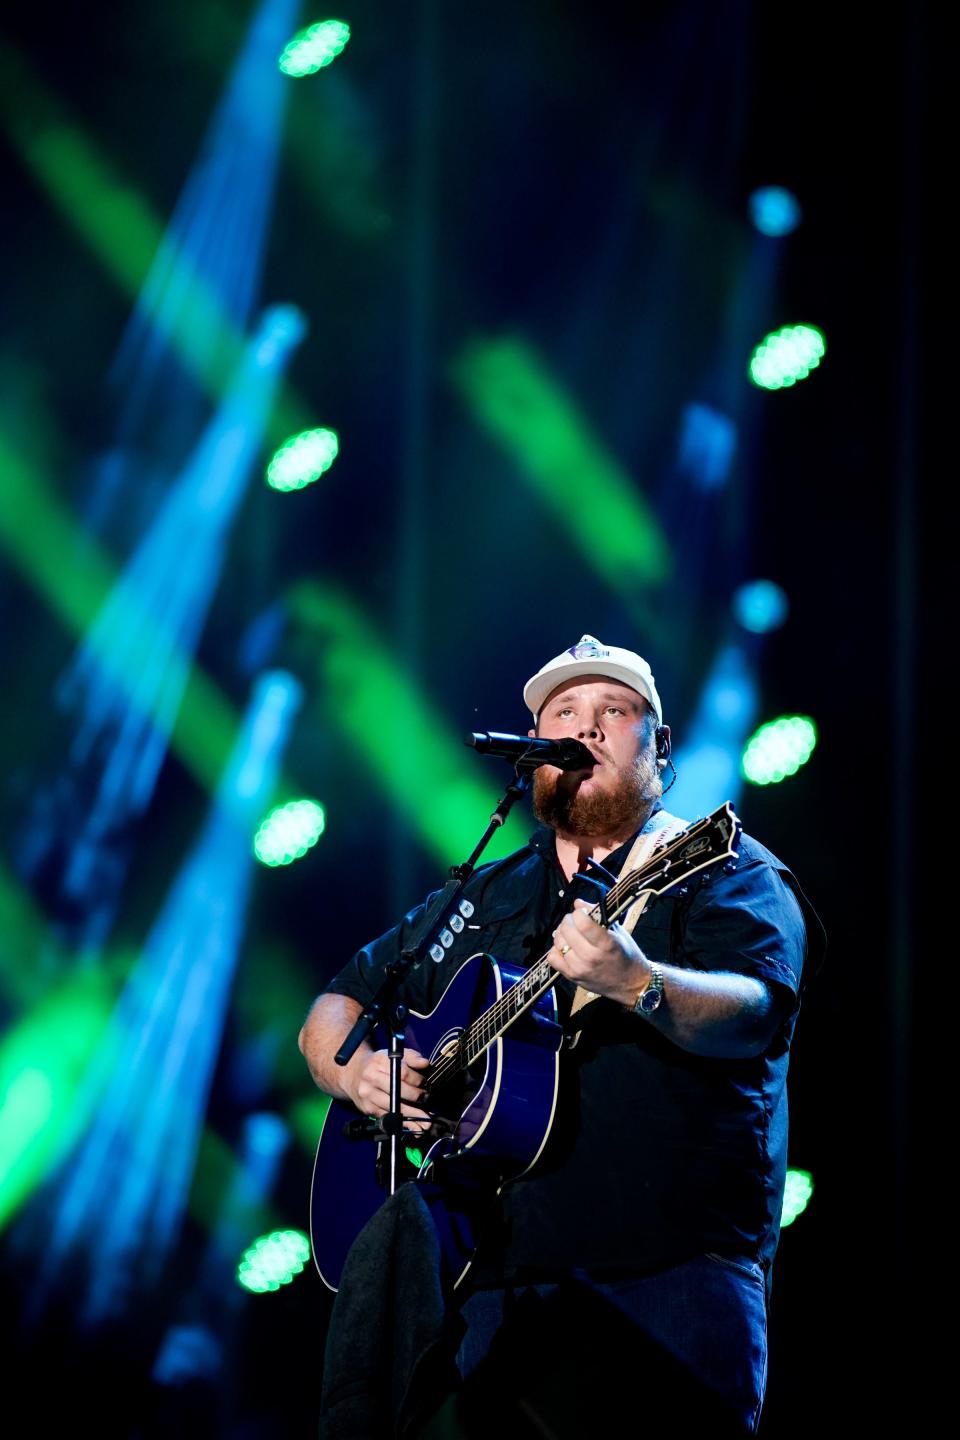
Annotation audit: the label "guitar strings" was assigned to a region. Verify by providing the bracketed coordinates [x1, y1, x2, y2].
[427, 840, 679, 1085]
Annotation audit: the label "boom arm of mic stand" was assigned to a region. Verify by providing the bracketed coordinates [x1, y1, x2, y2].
[331, 768, 532, 1194]
[332, 876, 462, 1067]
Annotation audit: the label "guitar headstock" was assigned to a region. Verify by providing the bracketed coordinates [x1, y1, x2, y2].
[611, 802, 742, 915]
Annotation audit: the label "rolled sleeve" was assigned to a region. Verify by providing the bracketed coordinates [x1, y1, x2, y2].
[680, 853, 806, 1001]
[322, 895, 444, 1016]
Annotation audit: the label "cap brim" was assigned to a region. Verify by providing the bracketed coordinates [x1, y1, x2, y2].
[523, 662, 661, 723]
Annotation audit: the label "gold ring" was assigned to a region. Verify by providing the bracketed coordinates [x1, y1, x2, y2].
[558, 943, 571, 957]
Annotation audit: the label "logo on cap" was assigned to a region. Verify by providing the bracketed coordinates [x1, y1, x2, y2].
[568, 636, 610, 661]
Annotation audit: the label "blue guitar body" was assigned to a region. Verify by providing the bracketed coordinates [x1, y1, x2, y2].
[310, 951, 563, 1292]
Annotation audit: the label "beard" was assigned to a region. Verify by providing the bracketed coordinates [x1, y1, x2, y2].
[532, 749, 662, 839]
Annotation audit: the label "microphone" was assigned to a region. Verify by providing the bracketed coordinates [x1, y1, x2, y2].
[465, 732, 597, 771]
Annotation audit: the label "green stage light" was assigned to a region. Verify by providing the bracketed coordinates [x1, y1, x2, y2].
[237, 1229, 311, 1292]
[749, 325, 825, 390]
[0, 47, 315, 446]
[0, 1068, 54, 1159]
[288, 1093, 332, 1155]
[0, 430, 260, 796]
[254, 799, 326, 866]
[453, 337, 672, 590]
[742, 716, 817, 785]
[0, 976, 112, 1229]
[266, 428, 339, 491]
[279, 20, 351, 77]
[289, 582, 517, 867]
[781, 1168, 814, 1227]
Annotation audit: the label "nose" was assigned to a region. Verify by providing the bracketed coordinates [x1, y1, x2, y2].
[577, 715, 603, 740]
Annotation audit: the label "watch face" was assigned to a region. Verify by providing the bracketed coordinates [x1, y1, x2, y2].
[638, 986, 662, 1014]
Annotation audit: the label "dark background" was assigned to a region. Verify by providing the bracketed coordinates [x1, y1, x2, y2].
[0, 1, 926, 1433]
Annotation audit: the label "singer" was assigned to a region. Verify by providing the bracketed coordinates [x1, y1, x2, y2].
[299, 635, 823, 1436]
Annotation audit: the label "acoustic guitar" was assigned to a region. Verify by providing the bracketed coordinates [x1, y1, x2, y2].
[310, 801, 741, 1291]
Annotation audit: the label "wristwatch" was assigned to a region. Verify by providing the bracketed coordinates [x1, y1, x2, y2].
[631, 964, 664, 1015]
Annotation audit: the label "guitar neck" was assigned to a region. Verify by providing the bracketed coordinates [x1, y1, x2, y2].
[459, 858, 659, 1064]
[430, 804, 739, 1081]
[459, 952, 559, 1068]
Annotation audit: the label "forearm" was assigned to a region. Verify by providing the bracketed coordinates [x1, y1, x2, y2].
[631, 961, 778, 1059]
[298, 992, 373, 1102]
[554, 903, 783, 1060]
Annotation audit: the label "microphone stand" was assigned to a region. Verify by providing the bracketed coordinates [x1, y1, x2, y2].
[333, 766, 532, 1197]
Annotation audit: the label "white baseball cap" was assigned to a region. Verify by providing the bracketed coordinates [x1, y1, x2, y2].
[523, 634, 663, 724]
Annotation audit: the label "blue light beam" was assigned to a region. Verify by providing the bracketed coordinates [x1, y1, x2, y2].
[676, 403, 738, 492]
[29, 673, 302, 1327]
[153, 1112, 290, 1385]
[668, 643, 759, 818]
[18, 306, 305, 951]
[98, 0, 303, 492]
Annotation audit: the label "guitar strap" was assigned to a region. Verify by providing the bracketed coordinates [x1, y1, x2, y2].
[569, 809, 688, 1023]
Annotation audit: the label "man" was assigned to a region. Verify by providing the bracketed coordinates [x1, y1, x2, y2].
[299, 635, 819, 1435]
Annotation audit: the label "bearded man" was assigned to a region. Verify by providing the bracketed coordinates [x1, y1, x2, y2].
[299, 636, 821, 1436]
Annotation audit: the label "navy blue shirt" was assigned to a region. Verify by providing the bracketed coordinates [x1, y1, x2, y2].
[323, 812, 817, 1280]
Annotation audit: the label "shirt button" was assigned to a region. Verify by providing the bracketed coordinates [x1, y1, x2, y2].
[558, 888, 565, 897]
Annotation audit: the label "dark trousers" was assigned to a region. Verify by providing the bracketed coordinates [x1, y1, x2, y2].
[446, 1253, 768, 1437]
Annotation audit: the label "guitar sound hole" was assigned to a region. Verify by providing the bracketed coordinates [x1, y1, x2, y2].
[425, 1041, 488, 1139]
[433, 1075, 491, 1149]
